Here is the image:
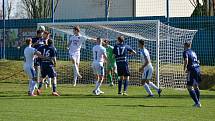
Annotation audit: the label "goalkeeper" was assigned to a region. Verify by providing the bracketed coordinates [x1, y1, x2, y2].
[103, 39, 118, 86]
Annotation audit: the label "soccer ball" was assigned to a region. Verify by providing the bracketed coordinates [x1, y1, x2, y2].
[37, 25, 45, 31]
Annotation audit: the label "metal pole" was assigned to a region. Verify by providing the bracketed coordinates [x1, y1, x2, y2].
[105, 0, 109, 21]
[156, 20, 160, 88]
[52, 0, 54, 23]
[166, 0, 169, 24]
[3, 0, 5, 60]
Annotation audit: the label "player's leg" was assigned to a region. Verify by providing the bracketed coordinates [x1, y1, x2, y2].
[122, 65, 130, 96]
[93, 64, 104, 95]
[193, 69, 202, 107]
[48, 66, 59, 96]
[116, 65, 123, 95]
[186, 71, 199, 107]
[142, 68, 154, 97]
[107, 64, 113, 86]
[37, 66, 47, 95]
[146, 67, 162, 96]
[71, 54, 81, 86]
[113, 63, 118, 83]
[24, 66, 37, 96]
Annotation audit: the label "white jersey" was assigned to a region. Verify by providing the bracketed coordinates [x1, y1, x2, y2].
[24, 46, 36, 67]
[140, 48, 153, 69]
[68, 35, 87, 54]
[93, 45, 106, 64]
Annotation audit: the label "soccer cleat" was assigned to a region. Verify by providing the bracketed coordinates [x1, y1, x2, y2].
[146, 95, 154, 98]
[27, 91, 31, 96]
[92, 90, 100, 95]
[118, 92, 122, 95]
[36, 89, 42, 95]
[193, 103, 201, 108]
[73, 84, 76, 87]
[158, 88, 162, 97]
[99, 90, 104, 94]
[52, 92, 60, 96]
[122, 91, 128, 96]
[29, 93, 37, 96]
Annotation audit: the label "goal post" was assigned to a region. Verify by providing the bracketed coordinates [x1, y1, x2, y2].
[38, 20, 197, 88]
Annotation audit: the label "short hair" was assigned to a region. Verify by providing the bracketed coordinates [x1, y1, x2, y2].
[36, 30, 43, 35]
[117, 36, 124, 43]
[48, 39, 53, 46]
[43, 31, 50, 35]
[138, 39, 145, 45]
[103, 39, 109, 44]
[184, 41, 191, 48]
[73, 26, 80, 32]
[26, 38, 32, 45]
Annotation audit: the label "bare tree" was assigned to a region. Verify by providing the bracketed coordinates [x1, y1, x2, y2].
[21, 0, 59, 18]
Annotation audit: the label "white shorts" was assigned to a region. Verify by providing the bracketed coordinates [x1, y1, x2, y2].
[142, 66, 153, 80]
[92, 62, 104, 76]
[24, 65, 36, 79]
[69, 53, 80, 64]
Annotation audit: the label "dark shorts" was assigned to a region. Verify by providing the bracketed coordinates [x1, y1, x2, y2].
[116, 62, 130, 76]
[34, 58, 41, 67]
[41, 65, 57, 78]
[187, 68, 202, 86]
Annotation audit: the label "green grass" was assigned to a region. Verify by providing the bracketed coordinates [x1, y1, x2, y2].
[0, 83, 215, 121]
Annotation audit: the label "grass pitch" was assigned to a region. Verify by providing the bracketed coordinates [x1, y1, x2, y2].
[0, 83, 215, 121]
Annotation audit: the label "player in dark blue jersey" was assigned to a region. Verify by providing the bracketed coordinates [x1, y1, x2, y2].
[183, 42, 201, 107]
[113, 36, 136, 95]
[37, 39, 59, 96]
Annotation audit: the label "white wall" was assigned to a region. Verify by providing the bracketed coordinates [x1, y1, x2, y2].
[55, 0, 133, 19]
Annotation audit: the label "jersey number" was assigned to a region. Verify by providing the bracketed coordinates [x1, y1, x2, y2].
[43, 49, 50, 57]
[117, 47, 125, 55]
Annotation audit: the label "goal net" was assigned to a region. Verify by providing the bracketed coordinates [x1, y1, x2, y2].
[38, 20, 197, 88]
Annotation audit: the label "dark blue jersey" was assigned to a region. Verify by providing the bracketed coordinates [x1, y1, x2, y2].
[37, 45, 57, 67]
[32, 37, 45, 49]
[183, 49, 200, 71]
[113, 43, 134, 63]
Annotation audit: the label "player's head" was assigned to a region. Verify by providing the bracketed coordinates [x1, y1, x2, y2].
[36, 30, 43, 38]
[138, 39, 145, 48]
[184, 41, 192, 49]
[96, 37, 103, 45]
[43, 31, 50, 39]
[117, 36, 124, 44]
[73, 26, 80, 35]
[103, 39, 109, 47]
[26, 38, 32, 45]
[47, 39, 53, 46]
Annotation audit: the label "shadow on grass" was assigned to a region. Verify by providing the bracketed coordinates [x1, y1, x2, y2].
[104, 104, 185, 108]
[0, 94, 215, 100]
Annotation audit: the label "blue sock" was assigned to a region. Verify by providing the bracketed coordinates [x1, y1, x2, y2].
[194, 89, 200, 101]
[118, 80, 122, 93]
[38, 82, 43, 89]
[188, 90, 199, 104]
[123, 80, 129, 92]
[52, 83, 57, 92]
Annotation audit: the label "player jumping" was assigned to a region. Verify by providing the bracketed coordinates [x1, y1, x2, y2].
[183, 41, 202, 107]
[138, 40, 162, 97]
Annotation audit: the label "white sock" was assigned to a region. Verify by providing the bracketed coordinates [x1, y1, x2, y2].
[73, 64, 80, 75]
[95, 81, 101, 91]
[48, 78, 51, 85]
[144, 84, 153, 95]
[149, 82, 159, 91]
[28, 80, 32, 91]
[73, 66, 78, 85]
[30, 80, 37, 94]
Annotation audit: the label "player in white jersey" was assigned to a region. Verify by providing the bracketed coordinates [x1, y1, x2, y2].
[68, 26, 95, 86]
[92, 38, 107, 95]
[23, 38, 43, 96]
[138, 40, 162, 97]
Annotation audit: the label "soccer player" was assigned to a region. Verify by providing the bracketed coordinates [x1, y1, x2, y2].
[183, 42, 202, 107]
[43, 31, 52, 88]
[113, 36, 136, 95]
[23, 38, 43, 96]
[37, 39, 59, 96]
[103, 39, 118, 86]
[92, 38, 107, 95]
[138, 40, 162, 97]
[67, 26, 95, 86]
